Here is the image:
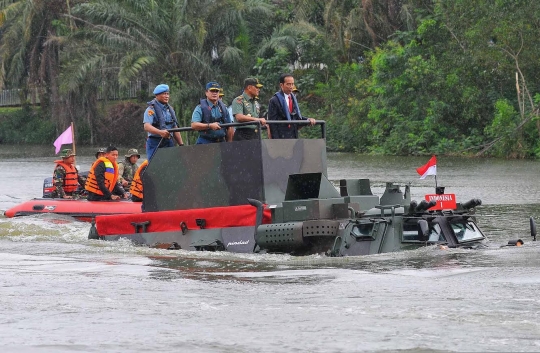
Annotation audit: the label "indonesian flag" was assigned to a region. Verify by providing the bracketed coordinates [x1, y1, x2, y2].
[416, 156, 437, 179]
[53, 125, 73, 154]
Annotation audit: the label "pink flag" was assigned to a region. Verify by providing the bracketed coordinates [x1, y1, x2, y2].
[53, 126, 73, 154]
[416, 156, 437, 179]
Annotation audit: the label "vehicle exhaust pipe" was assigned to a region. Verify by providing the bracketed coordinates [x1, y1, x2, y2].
[248, 198, 264, 252]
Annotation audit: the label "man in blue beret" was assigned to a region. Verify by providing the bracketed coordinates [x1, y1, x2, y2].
[191, 82, 234, 144]
[143, 84, 184, 159]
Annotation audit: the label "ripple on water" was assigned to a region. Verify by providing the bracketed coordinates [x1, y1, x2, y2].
[2, 204, 540, 351]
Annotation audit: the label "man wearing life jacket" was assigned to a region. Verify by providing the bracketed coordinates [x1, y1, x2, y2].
[191, 82, 234, 144]
[52, 149, 86, 199]
[143, 84, 184, 159]
[267, 73, 316, 139]
[129, 159, 148, 202]
[85, 146, 128, 201]
[118, 148, 140, 189]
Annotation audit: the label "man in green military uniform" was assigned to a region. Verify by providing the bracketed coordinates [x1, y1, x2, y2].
[52, 149, 86, 199]
[118, 148, 140, 190]
[232, 77, 267, 141]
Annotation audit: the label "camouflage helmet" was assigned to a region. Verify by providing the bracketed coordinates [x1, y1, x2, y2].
[125, 148, 141, 158]
[95, 147, 106, 159]
[61, 149, 76, 158]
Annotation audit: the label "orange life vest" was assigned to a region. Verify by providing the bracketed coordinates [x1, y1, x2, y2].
[130, 160, 148, 199]
[54, 160, 79, 193]
[85, 157, 119, 196]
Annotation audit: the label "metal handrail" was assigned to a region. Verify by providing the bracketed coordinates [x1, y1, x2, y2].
[168, 120, 326, 139]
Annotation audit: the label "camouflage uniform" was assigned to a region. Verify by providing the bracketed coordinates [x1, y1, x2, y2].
[118, 148, 140, 189]
[232, 87, 262, 141]
[232, 93, 262, 123]
[53, 165, 86, 198]
[53, 149, 86, 198]
[118, 160, 138, 189]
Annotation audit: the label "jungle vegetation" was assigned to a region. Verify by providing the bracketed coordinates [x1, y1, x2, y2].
[0, 0, 539, 158]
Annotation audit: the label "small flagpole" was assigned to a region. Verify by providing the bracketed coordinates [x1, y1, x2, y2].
[71, 121, 76, 155]
[435, 174, 438, 190]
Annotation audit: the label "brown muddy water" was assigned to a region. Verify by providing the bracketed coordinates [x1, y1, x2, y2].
[1, 145, 540, 352]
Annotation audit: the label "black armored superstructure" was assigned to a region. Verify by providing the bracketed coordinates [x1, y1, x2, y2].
[143, 138, 329, 211]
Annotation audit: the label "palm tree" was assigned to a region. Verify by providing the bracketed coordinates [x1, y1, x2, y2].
[63, 0, 274, 128]
[322, 0, 419, 61]
[203, 0, 274, 82]
[0, 0, 75, 129]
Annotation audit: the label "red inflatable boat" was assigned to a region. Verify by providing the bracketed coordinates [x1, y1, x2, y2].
[4, 198, 142, 222]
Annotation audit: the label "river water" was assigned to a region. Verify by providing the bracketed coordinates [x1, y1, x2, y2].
[1, 145, 540, 352]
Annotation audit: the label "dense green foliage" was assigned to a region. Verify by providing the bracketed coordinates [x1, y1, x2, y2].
[1, 0, 540, 157]
[0, 106, 55, 144]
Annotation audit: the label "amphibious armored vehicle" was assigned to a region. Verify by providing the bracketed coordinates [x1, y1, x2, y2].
[89, 121, 497, 256]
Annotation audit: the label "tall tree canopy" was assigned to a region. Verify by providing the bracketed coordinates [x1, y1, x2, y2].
[0, 0, 540, 157]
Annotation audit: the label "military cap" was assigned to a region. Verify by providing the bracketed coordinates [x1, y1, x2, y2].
[244, 77, 263, 88]
[219, 88, 224, 97]
[153, 84, 169, 95]
[292, 85, 299, 93]
[61, 149, 76, 158]
[95, 147, 106, 159]
[206, 81, 221, 91]
[125, 148, 141, 158]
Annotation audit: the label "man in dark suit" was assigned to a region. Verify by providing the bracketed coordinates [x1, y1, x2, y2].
[267, 73, 315, 139]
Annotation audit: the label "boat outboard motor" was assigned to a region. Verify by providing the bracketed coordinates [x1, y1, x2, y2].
[88, 218, 99, 240]
[530, 216, 537, 241]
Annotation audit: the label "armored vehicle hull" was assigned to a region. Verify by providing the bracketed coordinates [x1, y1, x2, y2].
[90, 135, 490, 256]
